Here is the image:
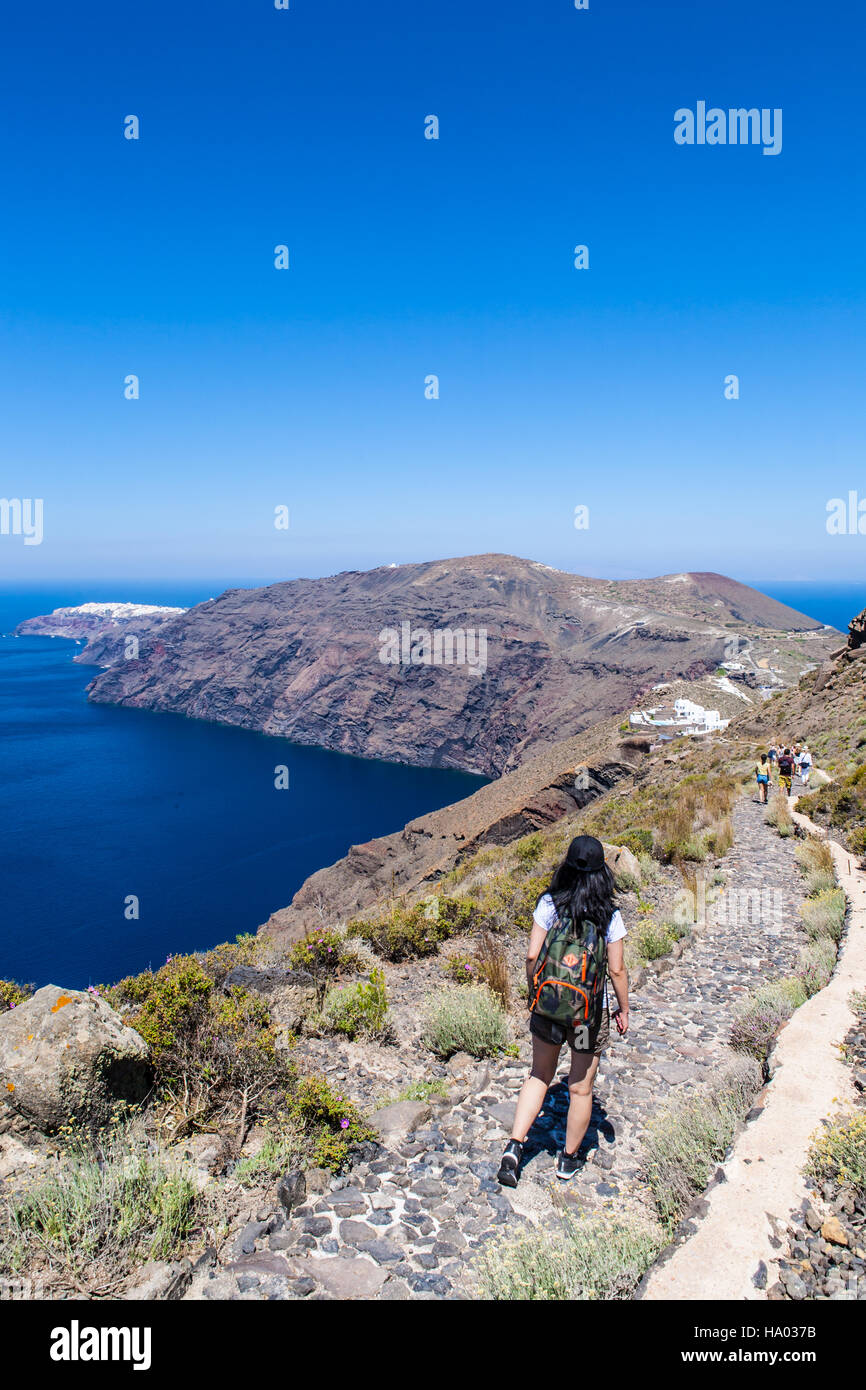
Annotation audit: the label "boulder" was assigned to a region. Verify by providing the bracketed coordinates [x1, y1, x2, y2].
[604, 843, 642, 883]
[370, 1100, 431, 1147]
[0, 985, 151, 1133]
[223, 966, 318, 1034]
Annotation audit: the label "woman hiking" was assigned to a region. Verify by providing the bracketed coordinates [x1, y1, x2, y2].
[497, 835, 629, 1187]
[755, 752, 771, 804]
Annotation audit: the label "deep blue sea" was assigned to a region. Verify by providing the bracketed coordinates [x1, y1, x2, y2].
[1, 577, 862, 991]
[747, 581, 864, 636]
[0, 581, 486, 989]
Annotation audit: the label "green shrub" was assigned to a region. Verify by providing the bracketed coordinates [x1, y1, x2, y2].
[800, 888, 846, 942]
[422, 985, 508, 1059]
[614, 869, 641, 893]
[795, 837, 835, 877]
[806, 1111, 866, 1197]
[797, 940, 837, 998]
[705, 816, 734, 858]
[621, 827, 653, 856]
[347, 895, 475, 961]
[729, 977, 807, 1060]
[443, 951, 478, 983]
[630, 919, 677, 964]
[514, 833, 544, 867]
[637, 852, 662, 885]
[288, 928, 347, 978]
[0, 1123, 198, 1286]
[466, 870, 549, 934]
[642, 1058, 761, 1230]
[199, 933, 267, 986]
[798, 762, 866, 851]
[804, 869, 836, 896]
[120, 955, 214, 1061]
[320, 968, 388, 1040]
[0, 979, 32, 1012]
[286, 1076, 376, 1171]
[232, 1127, 301, 1187]
[113, 956, 293, 1141]
[474, 1212, 663, 1300]
[379, 1079, 450, 1107]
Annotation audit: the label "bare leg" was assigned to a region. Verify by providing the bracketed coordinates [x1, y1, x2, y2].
[565, 1050, 600, 1156]
[510, 1037, 560, 1142]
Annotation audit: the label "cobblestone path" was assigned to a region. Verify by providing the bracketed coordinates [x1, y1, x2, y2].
[185, 793, 812, 1301]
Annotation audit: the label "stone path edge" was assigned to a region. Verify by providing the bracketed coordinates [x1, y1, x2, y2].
[639, 806, 866, 1301]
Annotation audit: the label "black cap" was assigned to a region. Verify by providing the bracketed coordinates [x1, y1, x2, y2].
[565, 835, 605, 873]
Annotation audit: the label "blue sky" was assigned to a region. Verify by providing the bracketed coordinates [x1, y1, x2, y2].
[0, 0, 864, 584]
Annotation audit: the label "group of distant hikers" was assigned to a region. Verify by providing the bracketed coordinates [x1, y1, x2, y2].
[753, 739, 813, 805]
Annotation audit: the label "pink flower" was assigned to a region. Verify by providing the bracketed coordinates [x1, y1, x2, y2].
[340, 1119, 349, 1129]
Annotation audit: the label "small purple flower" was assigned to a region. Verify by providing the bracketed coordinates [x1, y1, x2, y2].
[340, 1119, 349, 1129]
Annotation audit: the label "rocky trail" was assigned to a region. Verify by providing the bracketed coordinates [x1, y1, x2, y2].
[183, 790, 813, 1301]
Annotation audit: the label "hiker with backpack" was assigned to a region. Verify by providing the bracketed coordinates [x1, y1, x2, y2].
[777, 747, 795, 798]
[799, 742, 813, 786]
[497, 835, 629, 1187]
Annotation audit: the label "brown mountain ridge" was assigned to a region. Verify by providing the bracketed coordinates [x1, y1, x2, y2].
[60, 554, 838, 778]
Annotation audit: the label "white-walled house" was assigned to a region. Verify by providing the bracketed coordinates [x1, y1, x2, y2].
[629, 697, 729, 735]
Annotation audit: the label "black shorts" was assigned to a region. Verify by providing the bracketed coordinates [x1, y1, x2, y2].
[529, 1007, 610, 1057]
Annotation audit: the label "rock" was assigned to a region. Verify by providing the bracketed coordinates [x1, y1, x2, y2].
[302, 1216, 332, 1237]
[304, 1168, 331, 1194]
[445, 1053, 475, 1078]
[655, 1062, 696, 1086]
[604, 844, 641, 883]
[486, 1101, 517, 1128]
[0, 985, 151, 1132]
[339, 1219, 377, 1244]
[0, 1134, 48, 1183]
[804, 1204, 822, 1232]
[371, 1101, 431, 1147]
[124, 1260, 191, 1301]
[232, 1221, 269, 1258]
[357, 1238, 403, 1264]
[276, 1170, 306, 1215]
[223, 968, 319, 1034]
[821, 1216, 849, 1247]
[228, 1252, 305, 1281]
[303, 1256, 388, 1299]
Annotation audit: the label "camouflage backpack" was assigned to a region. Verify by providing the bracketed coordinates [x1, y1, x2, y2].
[529, 903, 608, 1033]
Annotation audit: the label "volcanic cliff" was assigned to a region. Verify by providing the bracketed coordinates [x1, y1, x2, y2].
[64, 555, 837, 778]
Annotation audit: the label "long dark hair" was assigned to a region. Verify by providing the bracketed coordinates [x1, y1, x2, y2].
[541, 856, 616, 929]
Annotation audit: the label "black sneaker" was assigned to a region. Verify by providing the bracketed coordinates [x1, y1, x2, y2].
[497, 1140, 523, 1188]
[556, 1149, 583, 1181]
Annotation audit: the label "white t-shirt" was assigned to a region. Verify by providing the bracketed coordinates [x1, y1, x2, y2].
[532, 894, 627, 944]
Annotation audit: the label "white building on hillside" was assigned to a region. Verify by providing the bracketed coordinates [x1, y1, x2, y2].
[629, 697, 728, 736]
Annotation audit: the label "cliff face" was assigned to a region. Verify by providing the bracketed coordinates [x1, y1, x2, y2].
[75, 555, 837, 778]
[260, 713, 644, 943]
